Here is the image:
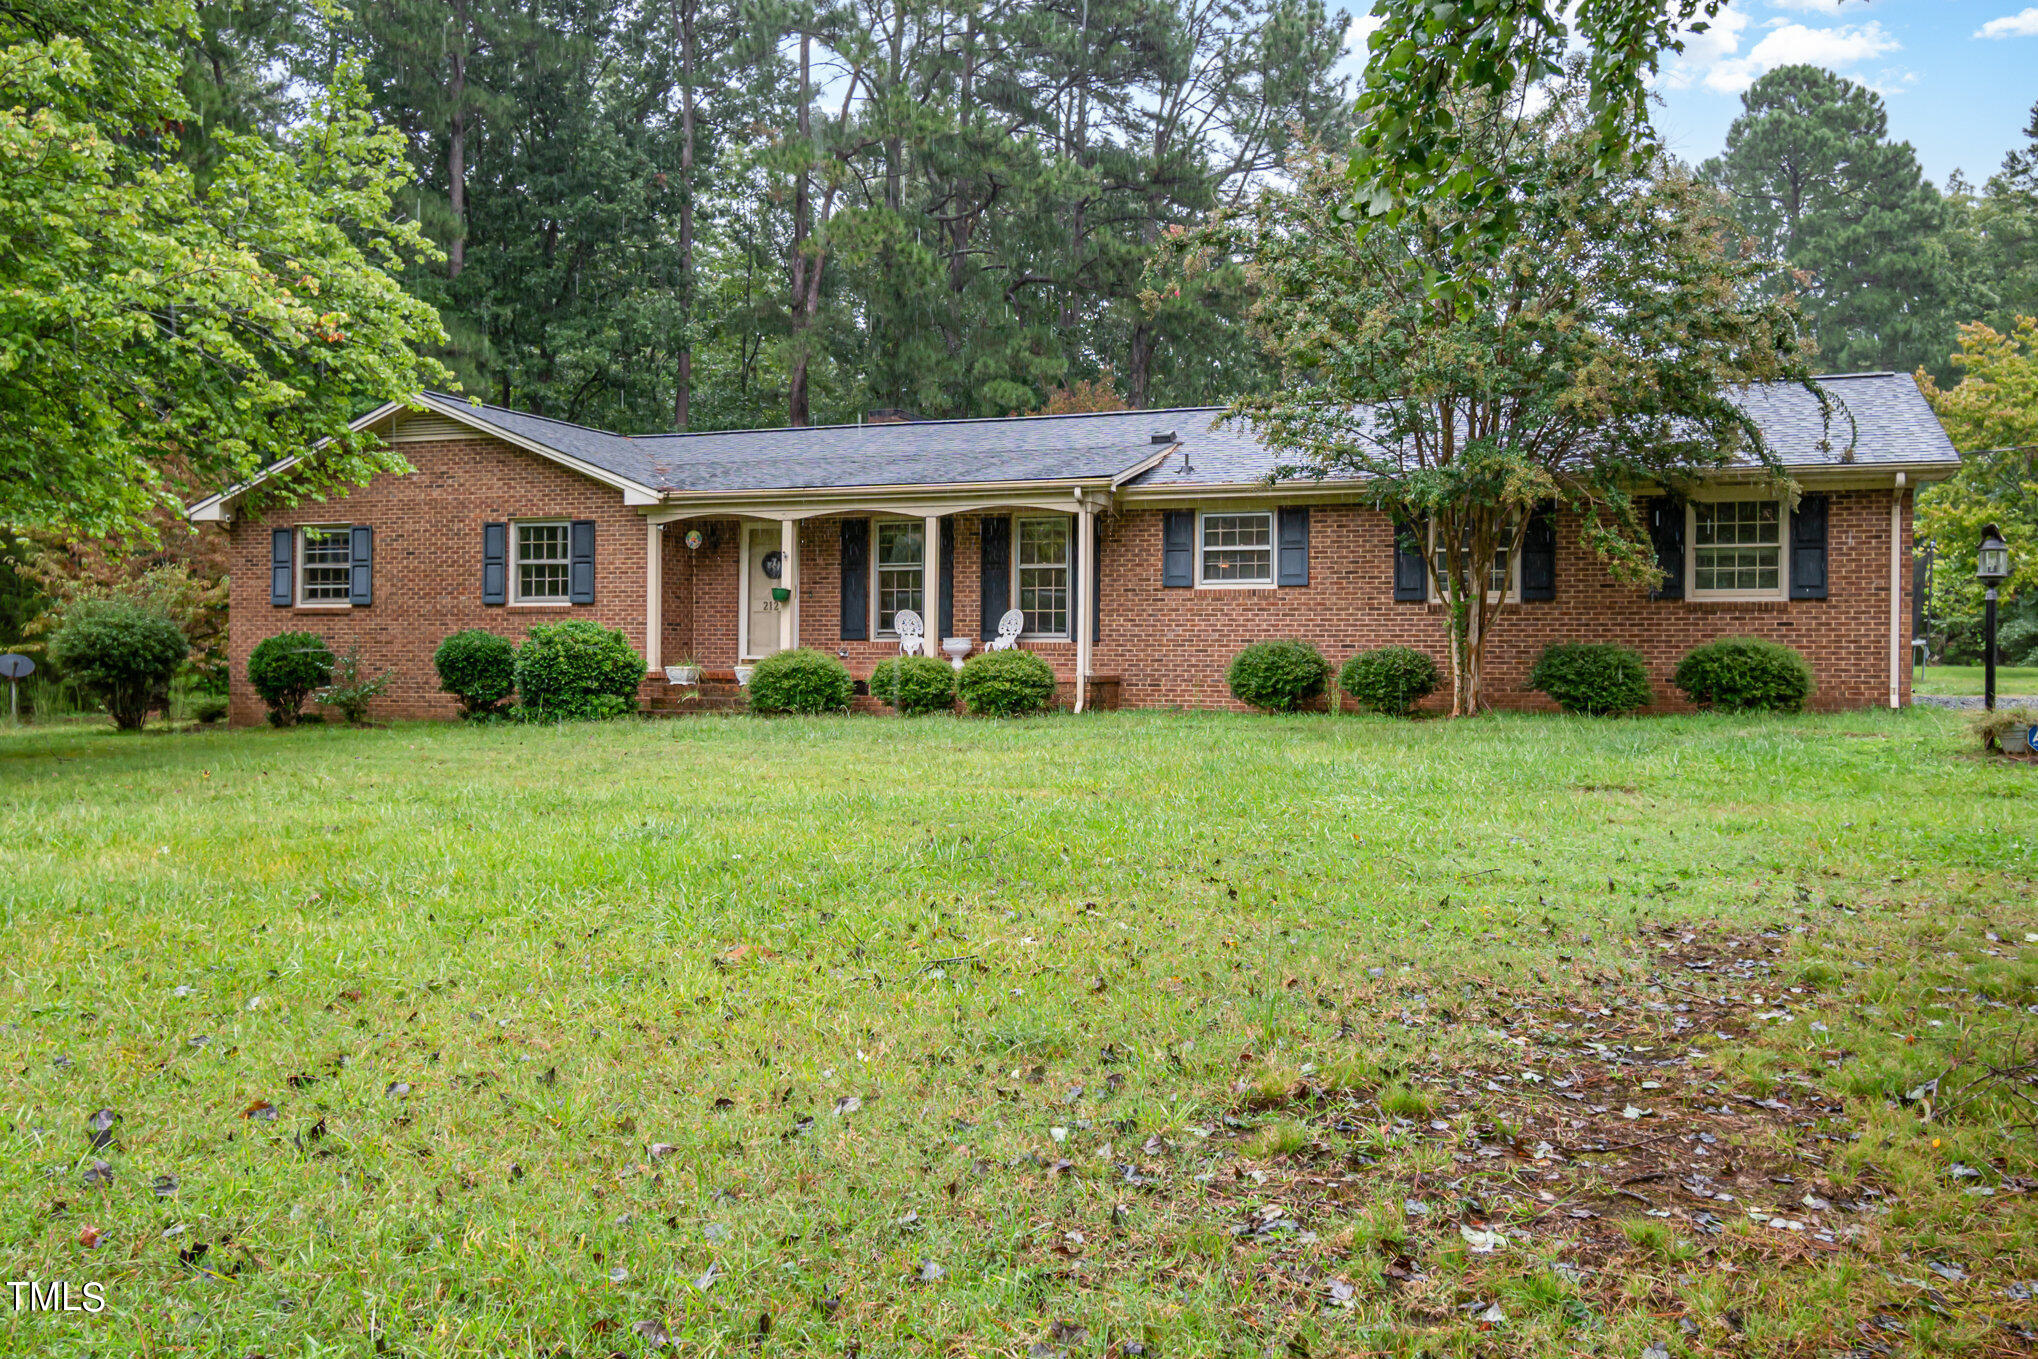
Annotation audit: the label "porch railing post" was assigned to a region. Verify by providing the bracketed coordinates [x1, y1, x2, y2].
[1075, 503, 1094, 713]
[781, 516, 797, 653]
[645, 520, 663, 673]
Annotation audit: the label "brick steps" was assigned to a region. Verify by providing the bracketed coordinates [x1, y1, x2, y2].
[637, 670, 1122, 717]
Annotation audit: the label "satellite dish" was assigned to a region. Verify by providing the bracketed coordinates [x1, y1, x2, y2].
[0, 654, 33, 680]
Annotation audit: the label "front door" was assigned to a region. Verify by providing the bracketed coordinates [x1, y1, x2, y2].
[743, 523, 787, 659]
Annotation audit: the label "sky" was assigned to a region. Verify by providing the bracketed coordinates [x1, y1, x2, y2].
[1339, 0, 2038, 189]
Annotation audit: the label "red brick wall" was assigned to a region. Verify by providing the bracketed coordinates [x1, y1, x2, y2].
[225, 437, 650, 723]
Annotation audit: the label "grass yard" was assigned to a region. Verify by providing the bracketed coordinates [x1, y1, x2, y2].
[1, 708, 2034, 1358]
[1913, 664, 2038, 697]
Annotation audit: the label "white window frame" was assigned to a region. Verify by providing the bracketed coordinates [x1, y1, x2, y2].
[296, 525, 354, 607]
[1686, 494, 1788, 602]
[1012, 515, 1072, 639]
[1195, 509, 1275, 589]
[872, 518, 926, 637]
[1426, 520, 1521, 605]
[512, 520, 574, 606]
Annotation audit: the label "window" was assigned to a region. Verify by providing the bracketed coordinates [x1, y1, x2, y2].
[515, 522, 572, 603]
[1199, 511, 1273, 585]
[1014, 517, 1071, 636]
[1690, 499, 1782, 596]
[1429, 521, 1517, 601]
[875, 520, 925, 633]
[298, 526, 352, 604]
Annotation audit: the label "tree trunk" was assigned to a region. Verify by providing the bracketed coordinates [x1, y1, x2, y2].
[447, 2, 468, 280]
[1127, 322, 1153, 408]
[672, 0, 696, 429]
[788, 30, 813, 427]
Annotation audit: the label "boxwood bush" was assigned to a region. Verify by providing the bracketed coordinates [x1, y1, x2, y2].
[747, 648, 855, 714]
[512, 620, 643, 721]
[1526, 642, 1653, 715]
[1672, 637, 1815, 713]
[1337, 646, 1440, 716]
[1226, 640, 1329, 712]
[247, 631, 335, 727]
[870, 655, 957, 715]
[434, 629, 518, 718]
[958, 648, 1058, 717]
[47, 599, 189, 731]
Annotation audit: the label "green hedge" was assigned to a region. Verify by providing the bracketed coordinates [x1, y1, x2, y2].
[512, 620, 642, 721]
[748, 648, 855, 714]
[1337, 646, 1440, 716]
[1672, 637, 1815, 713]
[1227, 640, 1329, 712]
[1526, 642, 1653, 715]
[247, 631, 335, 727]
[870, 655, 957, 715]
[958, 649, 1057, 717]
[48, 599, 189, 731]
[434, 630, 517, 718]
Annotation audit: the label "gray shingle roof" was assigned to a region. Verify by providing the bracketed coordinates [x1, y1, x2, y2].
[428, 372, 1953, 498]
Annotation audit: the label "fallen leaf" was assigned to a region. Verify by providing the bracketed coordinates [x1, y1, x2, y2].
[917, 1259, 944, 1282]
[85, 1108, 117, 1150]
[1460, 1226, 1506, 1253]
[77, 1225, 101, 1248]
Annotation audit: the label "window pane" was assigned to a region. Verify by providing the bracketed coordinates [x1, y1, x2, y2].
[1201, 513, 1272, 582]
[300, 527, 351, 601]
[876, 522, 925, 632]
[1430, 523, 1512, 598]
[1692, 501, 1780, 593]
[517, 523, 571, 600]
[1017, 518, 1069, 634]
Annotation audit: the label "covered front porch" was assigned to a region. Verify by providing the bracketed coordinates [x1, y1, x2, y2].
[636, 488, 1120, 713]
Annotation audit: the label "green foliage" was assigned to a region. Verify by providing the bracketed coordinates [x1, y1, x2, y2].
[0, 0, 450, 538]
[957, 649, 1058, 717]
[312, 646, 394, 726]
[1226, 640, 1330, 712]
[1527, 643, 1654, 716]
[246, 631, 334, 727]
[189, 692, 229, 724]
[1337, 646, 1442, 716]
[1701, 65, 1956, 378]
[1673, 638, 1815, 713]
[45, 598, 188, 730]
[1973, 706, 2038, 755]
[746, 648, 853, 715]
[511, 620, 642, 721]
[869, 655, 957, 716]
[434, 629, 518, 718]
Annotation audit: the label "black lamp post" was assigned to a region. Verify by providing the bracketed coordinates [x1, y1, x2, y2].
[1977, 523, 2010, 712]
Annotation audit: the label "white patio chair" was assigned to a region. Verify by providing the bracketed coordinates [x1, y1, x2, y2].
[894, 608, 926, 656]
[986, 608, 1023, 652]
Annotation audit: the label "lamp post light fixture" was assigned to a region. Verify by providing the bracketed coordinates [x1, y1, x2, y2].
[1977, 523, 2010, 712]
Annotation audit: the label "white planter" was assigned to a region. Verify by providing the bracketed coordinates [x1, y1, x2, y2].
[941, 637, 972, 670]
[665, 664, 700, 685]
[733, 665, 756, 687]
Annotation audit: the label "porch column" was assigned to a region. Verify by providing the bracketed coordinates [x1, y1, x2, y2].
[645, 521, 663, 673]
[924, 514, 942, 650]
[1075, 504, 1094, 713]
[781, 516, 797, 652]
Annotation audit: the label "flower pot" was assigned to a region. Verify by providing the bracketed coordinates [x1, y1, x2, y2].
[770, 586, 792, 603]
[733, 665, 756, 687]
[665, 664, 700, 685]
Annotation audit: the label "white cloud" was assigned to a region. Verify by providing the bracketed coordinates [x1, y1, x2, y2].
[1976, 7, 2038, 37]
[1697, 19, 1901, 93]
[1657, 5, 1751, 90]
[1764, 0, 1852, 15]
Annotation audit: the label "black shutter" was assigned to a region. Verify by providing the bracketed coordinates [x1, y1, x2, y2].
[1091, 516, 1102, 644]
[1392, 520, 1427, 602]
[1649, 497, 1685, 601]
[1067, 514, 1080, 641]
[1162, 510, 1194, 587]
[348, 526, 374, 607]
[1520, 504, 1556, 602]
[483, 522, 507, 605]
[938, 517, 955, 639]
[979, 515, 1010, 639]
[270, 528, 293, 607]
[1277, 507, 1310, 587]
[569, 520, 596, 604]
[1789, 493, 1828, 600]
[840, 518, 869, 640]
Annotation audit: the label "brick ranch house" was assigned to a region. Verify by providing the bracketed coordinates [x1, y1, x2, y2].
[187, 372, 1958, 722]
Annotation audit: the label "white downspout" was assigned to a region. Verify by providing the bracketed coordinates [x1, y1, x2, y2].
[1890, 473, 1906, 710]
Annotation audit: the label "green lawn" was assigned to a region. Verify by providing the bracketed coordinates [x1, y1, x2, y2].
[1914, 664, 2038, 696]
[1, 710, 2034, 1358]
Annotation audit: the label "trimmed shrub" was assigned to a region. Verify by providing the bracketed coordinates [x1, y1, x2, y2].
[748, 648, 854, 714]
[1338, 646, 1441, 716]
[1672, 637, 1815, 713]
[47, 599, 189, 731]
[1227, 640, 1330, 713]
[434, 629, 518, 718]
[870, 655, 957, 715]
[958, 648, 1058, 717]
[313, 646, 395, 726]
[190, 692, 230, 724]
[247, 631, 335, 727]
[1526, 643, 1653, 716]
[513, 620, 643, 721]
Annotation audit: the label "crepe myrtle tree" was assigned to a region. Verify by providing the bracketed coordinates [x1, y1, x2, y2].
[1156, 69, 1828, 714]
